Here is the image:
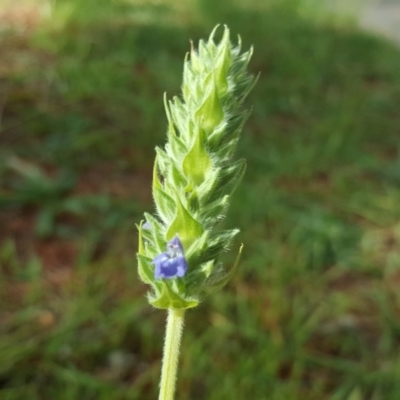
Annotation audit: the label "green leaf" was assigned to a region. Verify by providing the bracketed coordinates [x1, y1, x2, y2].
[195, 83, 224, 133]
[189, 42, 204, 74]
[205, 243, 243, 294]
[198, 39, 210, 63]
[166, 195, 204, 250]
[183, 126, 212, 187]
[137, 220, 145, 256]
[144, 212, 166, 253]
[205, 160, 246, 204]
[169, 163, 186, 188]
[185, 230, 209, 260]
[137, 254, 156, 286]
[152, 158, 176, 223]
[163, 92, 176, 136]
[200, 229, 240, 263]
[150, 281, 198, 309]
[154, 147, 170, 179]
[214, 27, 232, 97]
[137, 221, 153, 248]
[153, 187, 176, 224]
[170, 97, 187, 138]
[208, 111, 250, 152]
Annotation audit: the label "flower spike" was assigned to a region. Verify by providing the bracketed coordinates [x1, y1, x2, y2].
[137, 26, 256, 309]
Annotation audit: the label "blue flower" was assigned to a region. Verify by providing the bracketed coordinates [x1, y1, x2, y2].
[153, 236, 188, 279]
[143, 221, 151, 230]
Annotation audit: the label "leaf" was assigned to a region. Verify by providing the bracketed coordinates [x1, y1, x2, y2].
[150, 281, 198, 309]
[204, 160, 246, 204]
[200, 229, 240, 263]
[214, 27, 232, 97]
[195, 83, 224, 133]
[182, 126, 212, 187]
[152, 158, 176, 224]
[153, 187, 176, 224]
[166, 195, 204, 250]
[164, 92, 176, 136]
[144, 212, 166, 253]
[208, 110, 250, 153]
[137, 220, 145, 256]
[137, 254, 154, 285]
[205, 243, 243, 294]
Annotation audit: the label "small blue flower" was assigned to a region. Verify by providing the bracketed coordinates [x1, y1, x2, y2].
[143, 221, 151, 230]
[153, 236, 188, 279]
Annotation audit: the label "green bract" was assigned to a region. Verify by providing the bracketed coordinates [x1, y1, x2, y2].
[137, 25, 256, 309]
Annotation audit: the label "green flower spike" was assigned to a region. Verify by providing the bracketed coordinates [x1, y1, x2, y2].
[137, 25, 256, 310]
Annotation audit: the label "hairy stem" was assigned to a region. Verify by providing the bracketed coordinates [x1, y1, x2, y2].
[158, 308, 186, 400]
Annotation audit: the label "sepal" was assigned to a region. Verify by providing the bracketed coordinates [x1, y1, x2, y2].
[203, 244, 243, 296]
[149, 281, 198, 309]
[165, 195, 204, 249]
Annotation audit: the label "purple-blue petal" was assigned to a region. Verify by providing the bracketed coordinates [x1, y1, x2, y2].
[152, 235, 188, 280]
[143, 221, 151, 230]
[152, 253, 188, 280]
[168, 235, 184, 255]
[175, 256, 188, 277]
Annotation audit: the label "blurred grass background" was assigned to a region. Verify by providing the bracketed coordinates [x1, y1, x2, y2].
[1, 0, 400, 399]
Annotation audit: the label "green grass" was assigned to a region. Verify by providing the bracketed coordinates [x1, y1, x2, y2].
[1, 0, 400, 398]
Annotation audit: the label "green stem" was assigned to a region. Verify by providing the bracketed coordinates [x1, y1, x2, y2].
[158, 308, 186, 400]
